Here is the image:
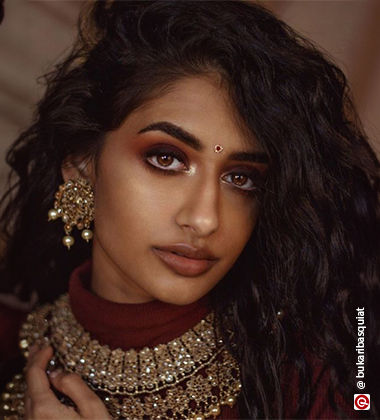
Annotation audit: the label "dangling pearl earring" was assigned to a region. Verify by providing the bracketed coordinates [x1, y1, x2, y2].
[48, 178, 95, 250]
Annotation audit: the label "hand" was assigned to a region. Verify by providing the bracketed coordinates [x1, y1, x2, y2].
[24, 345, 112, 419]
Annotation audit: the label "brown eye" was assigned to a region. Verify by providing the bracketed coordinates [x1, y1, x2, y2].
[222, 172, 257, 192]
[144, 148, 187, 171]
[157, 154, 174, 167]
[232, 174, 248, 186]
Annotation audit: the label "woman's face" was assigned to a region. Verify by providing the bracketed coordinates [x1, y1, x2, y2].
[75, 76, 268, 304]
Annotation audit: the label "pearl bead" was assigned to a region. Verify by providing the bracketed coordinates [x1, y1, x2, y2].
[19, 339, 28, 349]
[208, 405, 220, 417]
[81, 229, 93, 242]
[62, 235, 74, 249]
[48, 209, 58, 220]
[1, 392, 10, 400]
[192, 415, 205, 420]
[226, 396, 236, 407]
[5, 382, 14, 390]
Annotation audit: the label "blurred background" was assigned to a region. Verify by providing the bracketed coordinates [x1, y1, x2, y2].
[0, 0, 379, 193]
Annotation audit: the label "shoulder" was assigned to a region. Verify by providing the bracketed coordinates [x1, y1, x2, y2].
[281, 351, 357, 419]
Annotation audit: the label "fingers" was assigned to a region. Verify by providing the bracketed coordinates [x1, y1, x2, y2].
[24, 344, 71, 419]
[49, 371, 111, 419]
[25, 344, 54, 397]
[24, 344, 111, 419]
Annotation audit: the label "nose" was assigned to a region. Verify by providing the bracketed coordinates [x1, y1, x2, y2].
[175, 176, 220, 238]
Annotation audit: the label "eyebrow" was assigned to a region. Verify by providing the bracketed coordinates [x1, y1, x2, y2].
[138, 121, 269, 164]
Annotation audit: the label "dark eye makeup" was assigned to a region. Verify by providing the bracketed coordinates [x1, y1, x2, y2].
[141, 143, 265, 196]
[142, 144, 188, 174]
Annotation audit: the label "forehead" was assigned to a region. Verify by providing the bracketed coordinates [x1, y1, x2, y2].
[123, 75, 260, 152]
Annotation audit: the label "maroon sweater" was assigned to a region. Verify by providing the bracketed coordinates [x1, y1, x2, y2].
[0, 260, 356, 419]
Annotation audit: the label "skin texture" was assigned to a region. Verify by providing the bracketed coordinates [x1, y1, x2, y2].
[64, 75, 268, 305]
[28, 75, 268, 417]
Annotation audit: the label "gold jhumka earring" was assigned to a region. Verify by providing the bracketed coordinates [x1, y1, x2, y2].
[47, 178, 95, 250]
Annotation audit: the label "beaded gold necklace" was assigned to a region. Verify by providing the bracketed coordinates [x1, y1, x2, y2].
[1, 294, 241, 419]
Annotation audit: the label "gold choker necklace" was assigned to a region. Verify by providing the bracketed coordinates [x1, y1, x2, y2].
[1, 294, 241, 419]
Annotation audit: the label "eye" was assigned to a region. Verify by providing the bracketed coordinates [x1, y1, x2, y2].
[222, 172, 258, 191]
[144, 147, 188, 172]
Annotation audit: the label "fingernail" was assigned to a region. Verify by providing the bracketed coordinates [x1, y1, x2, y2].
[49, 368, 63, 379]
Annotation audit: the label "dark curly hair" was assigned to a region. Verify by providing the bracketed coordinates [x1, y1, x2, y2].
[0, 1, 379, 418]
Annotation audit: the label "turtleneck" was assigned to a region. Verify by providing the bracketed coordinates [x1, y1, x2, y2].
[67, 260, 240, 419]
[69, 259, 213, 351]
[2, 260, 353, 419]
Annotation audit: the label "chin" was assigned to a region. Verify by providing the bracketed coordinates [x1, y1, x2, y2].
[154, 286, 210, 306]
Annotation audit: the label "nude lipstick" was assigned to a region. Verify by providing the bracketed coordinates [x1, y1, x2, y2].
[152, 243, 218, 277]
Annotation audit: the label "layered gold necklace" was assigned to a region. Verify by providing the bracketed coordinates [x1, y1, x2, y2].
[1, 294, 241, 419]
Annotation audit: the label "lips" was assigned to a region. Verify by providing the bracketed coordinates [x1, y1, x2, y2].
[152, 244, 218, 277]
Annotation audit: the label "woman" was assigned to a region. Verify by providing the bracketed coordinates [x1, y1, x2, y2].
[0, 1, 378, 419]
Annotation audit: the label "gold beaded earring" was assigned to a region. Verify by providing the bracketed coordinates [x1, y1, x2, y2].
[48, 178, 95, 250]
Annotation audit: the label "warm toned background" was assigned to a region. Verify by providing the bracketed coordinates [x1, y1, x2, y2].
[0, 0, 379, 194]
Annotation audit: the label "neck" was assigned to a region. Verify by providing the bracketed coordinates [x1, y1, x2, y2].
[69, 259, 212, 350]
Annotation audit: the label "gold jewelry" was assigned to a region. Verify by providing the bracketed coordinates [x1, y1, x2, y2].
[2, 295, 241, 419]
[214, 145, 223, 153]
[48, 178, 95, 250]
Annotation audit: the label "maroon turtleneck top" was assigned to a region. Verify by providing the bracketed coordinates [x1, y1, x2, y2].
[0, 259, 357, 419]
[69, 260, 212, 351]
[68, 259, 238, 419]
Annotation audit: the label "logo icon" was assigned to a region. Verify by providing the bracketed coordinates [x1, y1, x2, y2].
[354, 394, 370, 410]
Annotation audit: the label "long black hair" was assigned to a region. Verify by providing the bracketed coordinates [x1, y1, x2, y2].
[0, 1, 378, 418]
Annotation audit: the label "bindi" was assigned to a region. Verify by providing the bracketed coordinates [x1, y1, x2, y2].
[214, 144, 224, 153]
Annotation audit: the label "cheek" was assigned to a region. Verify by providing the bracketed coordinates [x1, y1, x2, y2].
[227, 197, 258, 233]
[93, 158, 177, 240]
[221, 200, 259, 259]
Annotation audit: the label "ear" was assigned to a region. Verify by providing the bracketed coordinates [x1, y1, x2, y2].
[61, 154, 95, 185]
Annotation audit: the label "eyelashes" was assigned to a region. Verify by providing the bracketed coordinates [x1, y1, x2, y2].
[144, 147, 187, 173]
[142, 145, 264, 195]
